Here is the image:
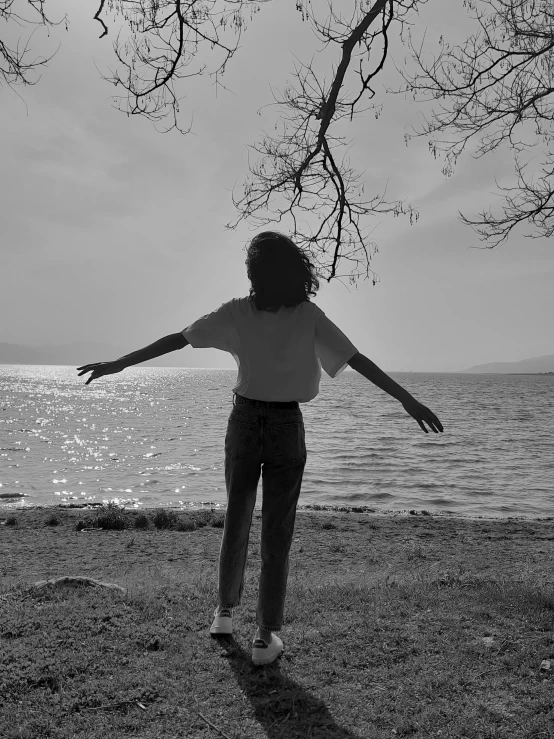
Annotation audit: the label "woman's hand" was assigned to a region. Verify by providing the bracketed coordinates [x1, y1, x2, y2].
[402, 398, 443, 434]
[77, 361, 124, 385]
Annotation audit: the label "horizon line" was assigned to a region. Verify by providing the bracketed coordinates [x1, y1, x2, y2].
[0, 361, 463, 373]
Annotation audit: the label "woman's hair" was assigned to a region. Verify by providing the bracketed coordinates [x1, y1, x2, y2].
[245, 231, 320, 311]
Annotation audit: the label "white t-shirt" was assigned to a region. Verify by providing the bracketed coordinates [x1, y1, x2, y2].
[181, 297, 358, 403]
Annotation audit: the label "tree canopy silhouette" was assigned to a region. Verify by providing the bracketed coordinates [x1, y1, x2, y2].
[2, 0, 553, 281]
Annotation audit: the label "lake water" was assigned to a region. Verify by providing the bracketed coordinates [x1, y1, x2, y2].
[1, 365, 553, 519]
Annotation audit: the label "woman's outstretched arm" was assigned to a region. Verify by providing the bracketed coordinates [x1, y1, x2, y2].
[77, 333, 189, 385]
[347, 352, 443, 434]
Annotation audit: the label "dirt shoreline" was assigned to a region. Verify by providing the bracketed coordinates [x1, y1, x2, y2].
[1, 500, 552, 522]
[1, 506, 553, 594]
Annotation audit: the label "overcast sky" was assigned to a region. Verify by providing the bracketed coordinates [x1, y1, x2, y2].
[1, 0, 552, 372]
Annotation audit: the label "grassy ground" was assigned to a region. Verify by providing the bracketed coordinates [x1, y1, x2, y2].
[1, 505, 553, 738]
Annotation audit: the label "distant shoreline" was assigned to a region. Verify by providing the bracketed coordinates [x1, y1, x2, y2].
[1, 361, 554, 375]
[507, 371, 554, 375]
[1, 501, 552, 523]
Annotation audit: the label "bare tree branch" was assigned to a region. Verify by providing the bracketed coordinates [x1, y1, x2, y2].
[95, 0, 266, 134]
[396, 0, 554, 246]
[228, 0, 425, 284]
[13, 1, 550, 283]
[460, 152, 554, 241]
[0, 0, 67, 86]
[93, 0, 108, 39]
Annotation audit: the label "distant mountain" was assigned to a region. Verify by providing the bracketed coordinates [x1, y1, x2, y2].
[463, 354, 554, 374]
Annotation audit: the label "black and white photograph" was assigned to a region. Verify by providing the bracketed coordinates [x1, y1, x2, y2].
[1, 1, 553, 736]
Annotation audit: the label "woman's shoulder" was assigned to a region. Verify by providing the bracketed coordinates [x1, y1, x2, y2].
[224, 297, 254, 317]
[229, 297, 251, 310]
[228, 296, 318, 315]
[219, 297, 247, 310]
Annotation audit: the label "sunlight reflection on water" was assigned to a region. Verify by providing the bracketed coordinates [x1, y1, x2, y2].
[1, 364, 553, 518]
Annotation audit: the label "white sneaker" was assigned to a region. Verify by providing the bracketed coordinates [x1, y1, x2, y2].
[209, 607, 233, 635]
[252, 633, 284, 666]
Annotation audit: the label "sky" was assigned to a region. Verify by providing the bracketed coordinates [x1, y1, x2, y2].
[1, 0, 553, 372]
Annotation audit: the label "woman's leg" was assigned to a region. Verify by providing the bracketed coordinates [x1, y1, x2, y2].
[256, 411, 307, 632]
[218, 407, 262, 609]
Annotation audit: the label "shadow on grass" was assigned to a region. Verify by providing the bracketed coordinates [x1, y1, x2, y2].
[211, 633, 359, 739]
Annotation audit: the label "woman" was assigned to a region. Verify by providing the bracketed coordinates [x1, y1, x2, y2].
[78, 231, 443, 666]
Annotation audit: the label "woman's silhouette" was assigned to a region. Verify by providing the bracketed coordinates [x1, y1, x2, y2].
[78, 231, 443, 666]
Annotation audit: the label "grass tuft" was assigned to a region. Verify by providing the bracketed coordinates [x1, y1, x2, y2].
[152, 509, 178, 529]
[320, 521, 337, 530]
[210, 512, 225, 528]
[193, 509, 214, 528]
[133, 514, 150, 529]
[175, 516, 197, 532]
[70, 508, 225, 533]
[95, 503, 129, 530]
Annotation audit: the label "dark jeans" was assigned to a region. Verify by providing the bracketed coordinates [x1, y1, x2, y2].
[218, 392, 307, 631]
